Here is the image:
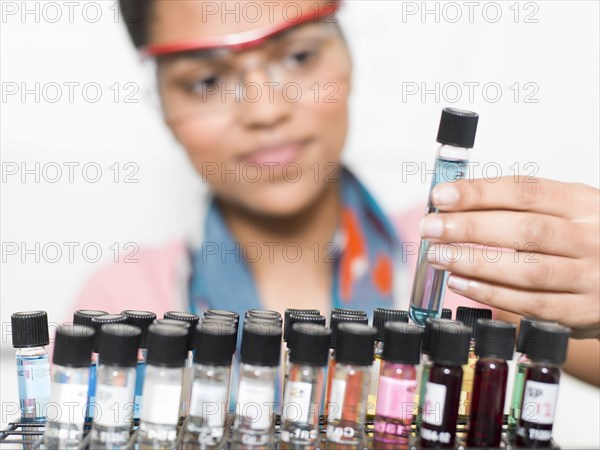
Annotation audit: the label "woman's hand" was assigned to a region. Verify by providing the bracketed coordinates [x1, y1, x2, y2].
[419, 176, 600, 339]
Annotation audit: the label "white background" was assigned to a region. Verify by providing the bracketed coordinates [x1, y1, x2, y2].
[1, 1, 598, 447]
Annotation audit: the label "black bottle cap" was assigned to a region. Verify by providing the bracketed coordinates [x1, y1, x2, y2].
[90, 314, 128, 352]
[329, 313, 369, 349]
[290, 323, 331, 366]
[456, 307, 492, 339]
[330, 308, 367, 320]
[475, 319, 516, 360]
[204, 309, 240, 324]
[436, 108, 479, 149]
[163, 311, 200, 350]
[335, 323, 377, 366]
[382, 322, 424, 365]
[526, 322, 570, 365]
[422, 318, 453, 355]
[240, 322, 282, 366]
[146, 323, 189, 368]
[98, 324, 141, 367]
[11, 311, 50, 348]
[194, 322, 237, 366]
[441, 309, 453, 319]
[121, 310, 157, 348]
[429, 320, 472, 366]
[53, 325, 95, 367]
[246, 309, 281, 320]
[284, 309, 320, 340]
[372, 308, 409, 341]
[202, 315, 239, 335]
[285, 313, 326, 342]
[73, 310, 109, 327]
[515, 317, 557, 354]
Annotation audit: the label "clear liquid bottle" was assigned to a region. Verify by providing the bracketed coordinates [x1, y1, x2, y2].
[229, 322, 282, 449]
[11, 311, 51, 423]
[280, 323, 330, 450]
[179, 321, 237, 449]
[325, 323, 377, 448]
[136, 323, 189, 449]
[43, 324, 95, 449]
[409, 108, 480, 326]
[89, 323, 141, 449]
[122, 310, 156, 423]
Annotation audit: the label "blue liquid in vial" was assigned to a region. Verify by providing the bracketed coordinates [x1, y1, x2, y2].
[133, 361, 146, 420]
[409, 157, 469, 326]
[16, 353, 51, 422]
[85, 361, 97, 423]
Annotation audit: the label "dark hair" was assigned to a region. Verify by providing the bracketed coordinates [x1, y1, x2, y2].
[119, 0, 153, 48]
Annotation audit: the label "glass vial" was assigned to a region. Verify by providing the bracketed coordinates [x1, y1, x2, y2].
[43, 324, 95, 448]
[136, 324, 189, 448]
[373, 322, 423, 447]
[409, 108, 480, 326]
[122, 309, 156, 422]
[89, 323, 141, 449]
[163, 311, 201, 421]
[280, 323, 330, 450]
[229, 322, 282, 449]
[466, 319, 516, 447]
[11, 310, 51, 422]
[455, 306, 492, 419]
[368, 308, 408, 419]
[180, 321, 237, 449]
[325, 323, 376, 448]
[516, 322, 570, 448]
[420, 320, 471, 448]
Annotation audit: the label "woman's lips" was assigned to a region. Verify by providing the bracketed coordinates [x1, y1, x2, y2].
[242, 140, 310, 166]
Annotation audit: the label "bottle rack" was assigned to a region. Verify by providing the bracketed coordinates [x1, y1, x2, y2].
[0, 416, 559, 449]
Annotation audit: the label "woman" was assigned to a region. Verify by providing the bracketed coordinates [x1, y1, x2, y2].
[75, 0, 599, 386]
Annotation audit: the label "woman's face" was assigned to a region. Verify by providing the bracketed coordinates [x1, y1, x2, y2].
[149, 0, 352, 217]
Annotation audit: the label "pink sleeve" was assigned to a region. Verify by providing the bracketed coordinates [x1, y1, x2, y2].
[71, 239, 188, 318]
[393, 207, 498, 318]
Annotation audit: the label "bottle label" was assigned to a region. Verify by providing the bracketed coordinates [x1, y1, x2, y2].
[521, 380, 558, 425]
[189, 380, 228, 427]
[423, 381, 446, 426]
[376, 377, 417, 420]
[94, 383, 135, 427]
[49, 382, 88, 425]
[327, 379, 346, 422]
[282, 381, 312, 424]
[141, 383, 182, 425]
[236, 379, 275, 430]
[367, 357, 381, 416]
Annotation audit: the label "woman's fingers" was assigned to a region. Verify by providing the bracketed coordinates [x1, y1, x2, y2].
[419, 211, 595, 259]
[446, 275, 600, 339]
[426, 243, 586, 293]
[431, 177, 598, 220]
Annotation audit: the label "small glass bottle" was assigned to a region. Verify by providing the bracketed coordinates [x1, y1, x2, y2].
[122, 309, 156, 423]
[420, 320, 471, 448]
[508, 316, 543, 436]
[282, 313, 325, 403]
[90, 323, 141, 449]
[373, 322, 423, 447]
[11, 310, 51, 422]
[280, 323, 330, 450]
[179, 321, 237, 449]
[43, 324, 95, 448]
[325, 322, 376, 448]
[136, 324, 189, 449]
[163, 311, 200, 421]
[229, 322, 282, 449]
[367, 308, 408, 419]
[323, 314, 368, 421]
[89, 313, 129, 423]
[466, 319, 516, 447]
[516, 322, 570, 448]
[409, 108, 480, 326]
[455, 306, 492, 419]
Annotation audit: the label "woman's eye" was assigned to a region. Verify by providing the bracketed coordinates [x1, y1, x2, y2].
[188, 74, 221, 93]
[287, 49, 318, 67]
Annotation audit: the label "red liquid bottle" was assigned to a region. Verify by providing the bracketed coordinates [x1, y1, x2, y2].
[516, 322, 570, 448]
[420, 320, 471, 448]
[467, 319, 516, 447]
